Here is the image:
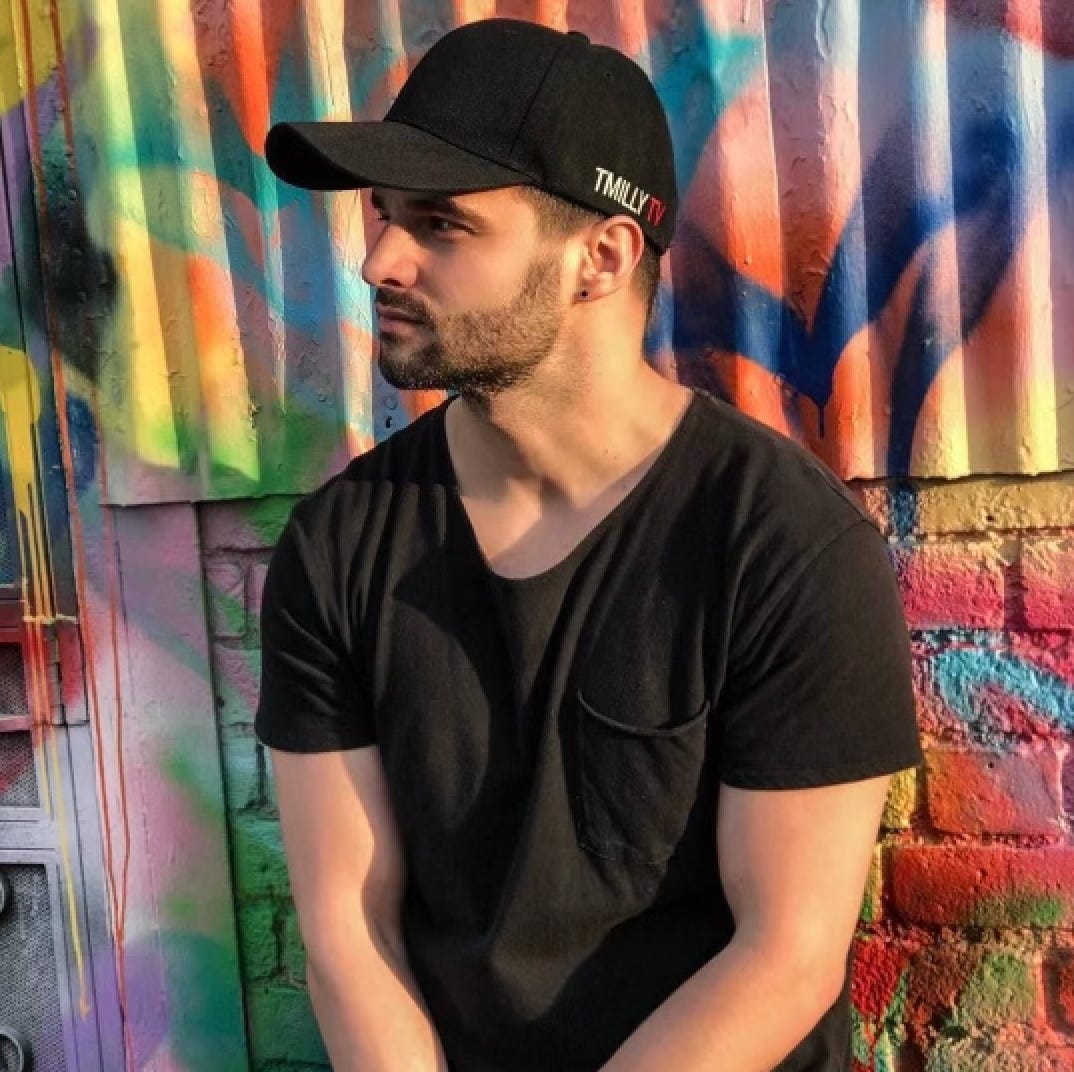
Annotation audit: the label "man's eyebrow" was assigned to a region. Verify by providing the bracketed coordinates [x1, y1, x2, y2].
[370, 189, 486, 226]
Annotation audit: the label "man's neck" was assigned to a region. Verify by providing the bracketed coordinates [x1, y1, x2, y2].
[446, 361, 691, 510]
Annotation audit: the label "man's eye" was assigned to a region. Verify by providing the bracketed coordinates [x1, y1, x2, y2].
[429, 216, 462, 233]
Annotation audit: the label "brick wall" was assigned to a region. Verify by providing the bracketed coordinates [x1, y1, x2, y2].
[851, 473, 1074, 1071]
[200, 497, 332, 1072]
[201, 473, 1074, 1071]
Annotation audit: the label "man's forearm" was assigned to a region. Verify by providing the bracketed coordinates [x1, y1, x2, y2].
[306, 934, 449, 1072]
[600, 936, 845, 1072]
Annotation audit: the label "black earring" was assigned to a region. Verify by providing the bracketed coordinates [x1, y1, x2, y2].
[579, 289, 588, 300]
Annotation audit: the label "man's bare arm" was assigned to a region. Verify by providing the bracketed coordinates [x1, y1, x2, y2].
[270, 746, 448, 1072]
[600, 773, 892, 1071]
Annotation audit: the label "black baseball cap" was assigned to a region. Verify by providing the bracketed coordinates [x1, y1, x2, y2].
[265, 19, 678, 253]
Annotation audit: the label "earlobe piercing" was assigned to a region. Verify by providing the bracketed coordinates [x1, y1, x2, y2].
[578, 289, 589, 300]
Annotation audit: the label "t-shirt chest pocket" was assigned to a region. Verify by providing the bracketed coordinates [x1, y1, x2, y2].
[572, 688, 710, 866]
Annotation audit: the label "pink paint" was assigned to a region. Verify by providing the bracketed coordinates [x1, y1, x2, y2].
[892, 543, 1006, 630]
[1021, 539, 1074, 630]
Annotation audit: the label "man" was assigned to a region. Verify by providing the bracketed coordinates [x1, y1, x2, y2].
[256, 18, 922, 1072]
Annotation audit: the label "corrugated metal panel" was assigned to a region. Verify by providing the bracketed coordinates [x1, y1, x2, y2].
[5, 0, 1073, 502]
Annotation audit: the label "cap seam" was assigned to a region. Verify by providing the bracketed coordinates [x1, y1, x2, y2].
[506, 32, 577, 165]
[385, 117, 539, 186]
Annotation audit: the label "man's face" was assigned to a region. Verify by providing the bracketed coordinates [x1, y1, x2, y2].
[362, 186, 566, 397]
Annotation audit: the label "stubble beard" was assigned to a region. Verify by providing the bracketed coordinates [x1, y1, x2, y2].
[376, 252, 564, 401]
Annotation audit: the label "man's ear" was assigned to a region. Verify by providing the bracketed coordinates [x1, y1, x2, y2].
[573, 215, 646, 303]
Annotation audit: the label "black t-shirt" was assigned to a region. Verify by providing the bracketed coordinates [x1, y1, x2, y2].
[255, 390, 923, 1071]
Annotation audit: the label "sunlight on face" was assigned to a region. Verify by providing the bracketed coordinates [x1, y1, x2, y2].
[366, 187, 568, 399]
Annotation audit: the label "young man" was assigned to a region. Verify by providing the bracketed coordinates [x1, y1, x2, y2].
[256, 19, 922, 1072]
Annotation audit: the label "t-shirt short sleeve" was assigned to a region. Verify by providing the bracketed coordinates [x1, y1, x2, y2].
[254, 514, 376, 753]
[717, 519, 923, 789]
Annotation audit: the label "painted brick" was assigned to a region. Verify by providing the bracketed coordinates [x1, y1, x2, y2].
[231, 815, 291, 900]
[851, 934, 917, 1024]
[847, 482, 893, 538]
[850, 935, 917, 1071]
[200, 496, 298, 552]
[221, 735, 260, 813]
[259, 1063, 330, 1071]
[882, 766, 918, 830]
[281, 906, 308, 984]
[922, 1038, 1074, 1072]
[915, 473, 1074, 536]
[248, 561, 270, 633]
[246, 984, 329, 1065]
[238, 901, 279, 981]
[205, 562, 248, 640]
[859, 845, 884, 924]
[220, 735, 277, 816]
[213, 645, 262, 728]
[890, 543, 1005, 629]
[906, 944, 1039, 1054]
[892, 846, 1074, 926]
[924, 747, 1063, 836]
[1047, 952, 1074, 1031]
[913, 639, 1074, 744]
[1021, 538, 1074, 631]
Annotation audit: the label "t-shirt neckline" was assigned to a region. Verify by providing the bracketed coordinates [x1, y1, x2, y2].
[437, 389, 703, 584]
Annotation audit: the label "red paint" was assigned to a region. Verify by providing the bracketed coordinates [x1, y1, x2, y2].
[905, 945, 979, 1052]
[892, 846, 1074, 926]
[891, 544, 1005, 630]
[925, 748, 1063, 836]
[943, 0, 1074, 60]
[852, 936, 914, 1021]
[1052, 954, 1074, 1030]
[19, 1, 137, 1062]
[1020, 540, 1074, 631]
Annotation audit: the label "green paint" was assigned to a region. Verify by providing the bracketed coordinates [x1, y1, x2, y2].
[164, 890, 206, 929]
[955, 951, 1035, 1028]
[239, 902, 280, 982]
[221, 735, 267, 815]
[858, 851, 883, 924]
[231, 814, 291, 900]
[247, 984, 330, 1065]
[851, 967, 910, 1072]
[213, 646, 263, 728]
[969, 892, 1066, 928]
[281, 907, 307, 985]
[161, 732, 226, 828]
[859, 886, 880, 924]
[925, 1037, 1042, 1072]
[208, 565, 249, 640]
[162, 928, 250, 1072]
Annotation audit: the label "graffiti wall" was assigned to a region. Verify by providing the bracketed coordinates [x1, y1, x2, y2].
[0, 0, 1072, 1070]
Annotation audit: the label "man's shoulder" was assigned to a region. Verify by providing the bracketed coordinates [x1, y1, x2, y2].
[686, 389, 874, 559]
[287, 400, 450, 541]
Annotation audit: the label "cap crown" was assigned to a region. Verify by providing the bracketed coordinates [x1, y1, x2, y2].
[386, 20, 677, 251]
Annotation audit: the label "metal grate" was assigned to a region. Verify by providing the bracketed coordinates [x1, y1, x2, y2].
[0, 460, 14, 586]
[0, 647, 27, 716]
[0, 418, 14, 588]
[0, 865, 68, 1071]
[0, 734, 37, 808]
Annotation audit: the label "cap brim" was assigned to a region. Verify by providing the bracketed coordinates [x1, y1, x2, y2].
[265, 120, 532, 193]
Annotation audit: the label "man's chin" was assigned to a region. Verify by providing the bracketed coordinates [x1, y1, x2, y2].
[377, 349, 449, 391]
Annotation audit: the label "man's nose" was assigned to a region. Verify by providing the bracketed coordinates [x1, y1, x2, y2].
[361, 223, 419, 290]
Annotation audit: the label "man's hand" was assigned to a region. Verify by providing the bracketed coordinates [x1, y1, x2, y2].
[271, 745, 449, 1072]
[600, 774, 893, 1071]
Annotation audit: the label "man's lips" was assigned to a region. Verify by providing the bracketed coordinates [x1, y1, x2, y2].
[376, 304, 425, 325]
